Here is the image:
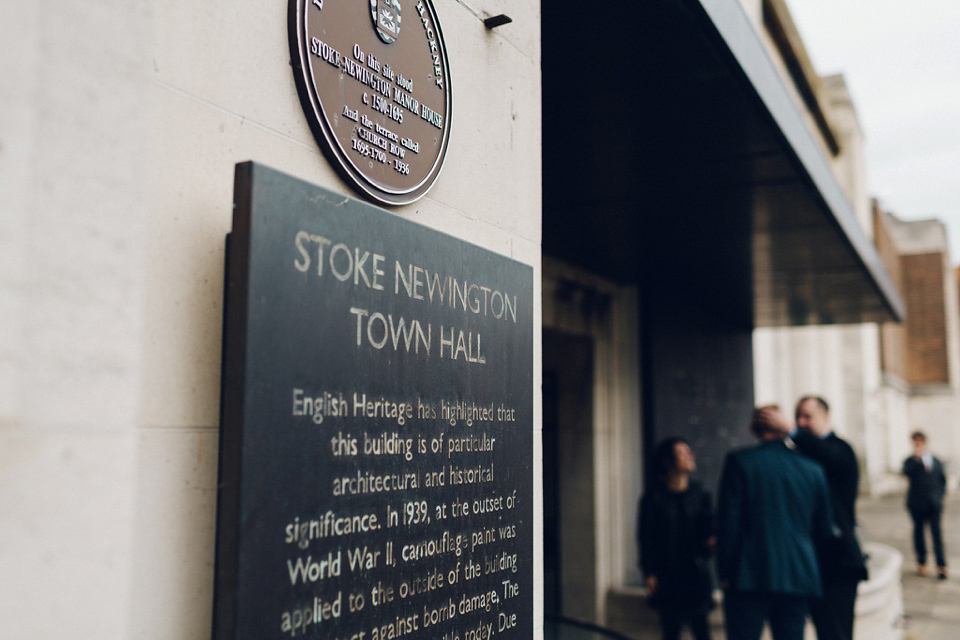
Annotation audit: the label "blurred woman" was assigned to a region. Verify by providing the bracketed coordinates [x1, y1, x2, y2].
[638, 437, 714, 640]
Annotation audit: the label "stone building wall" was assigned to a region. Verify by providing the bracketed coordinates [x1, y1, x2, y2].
[0, 1, 543, 637]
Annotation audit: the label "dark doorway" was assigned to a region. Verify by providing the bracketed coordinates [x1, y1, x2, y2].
[542, 329, 597, 621]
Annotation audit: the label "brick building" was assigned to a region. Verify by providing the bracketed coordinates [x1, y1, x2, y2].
[879, 210, 960, 482]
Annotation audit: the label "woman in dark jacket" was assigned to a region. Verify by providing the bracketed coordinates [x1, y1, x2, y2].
[638, 437, 714, 640]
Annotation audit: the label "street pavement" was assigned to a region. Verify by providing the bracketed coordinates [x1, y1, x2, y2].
[857, 491, 960, 640]
[605, 491, 960, 640]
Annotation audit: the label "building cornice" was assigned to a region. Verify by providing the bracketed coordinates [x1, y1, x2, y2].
[762, 0, 841, 156]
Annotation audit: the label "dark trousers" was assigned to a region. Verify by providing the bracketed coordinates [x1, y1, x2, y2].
[911, 505, 946, 567]
[809, 575, 859, 640]
[658, 609, 711, 640]
[723, 591, 808, 640]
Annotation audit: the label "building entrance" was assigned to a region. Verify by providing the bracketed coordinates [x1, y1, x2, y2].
[542, 329, 596, 621]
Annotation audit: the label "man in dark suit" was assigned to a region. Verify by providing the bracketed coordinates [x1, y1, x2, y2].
[903, 430, 948, 579]
[757, 397, 868, 640]
[717, 406, 834, 640]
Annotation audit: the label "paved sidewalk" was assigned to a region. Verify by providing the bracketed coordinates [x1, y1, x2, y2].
[857, 492, 960, 640]
[605, 492, 958, 640]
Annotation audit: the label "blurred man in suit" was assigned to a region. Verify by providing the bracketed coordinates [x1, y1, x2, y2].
[717, 406, 834, 640]
[757, 398, 868, 640]
[903, 430, 948, 579]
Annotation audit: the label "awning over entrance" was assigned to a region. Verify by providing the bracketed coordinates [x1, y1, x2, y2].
[542, 0, 904, 327]
[696, 0, 904, 325]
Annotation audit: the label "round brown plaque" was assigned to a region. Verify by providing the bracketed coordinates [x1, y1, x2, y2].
[290, 0, 453, 205]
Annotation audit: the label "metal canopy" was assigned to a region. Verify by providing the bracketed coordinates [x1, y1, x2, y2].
[695, 0, 905, 325]
[542, 0, 904, 327]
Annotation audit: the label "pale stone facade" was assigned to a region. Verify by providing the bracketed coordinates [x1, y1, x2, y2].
[0, 1, 542, 637]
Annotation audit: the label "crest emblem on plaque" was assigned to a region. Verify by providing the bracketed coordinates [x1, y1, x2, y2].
[292, 0, 451, 205]
[370, 0, 402, 43]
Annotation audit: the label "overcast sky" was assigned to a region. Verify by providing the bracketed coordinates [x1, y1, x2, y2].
[788, 0, 960, 259]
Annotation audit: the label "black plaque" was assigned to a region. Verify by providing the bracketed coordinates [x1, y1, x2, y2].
[214, 162, 533, 640]
[289, 0, 453, 205]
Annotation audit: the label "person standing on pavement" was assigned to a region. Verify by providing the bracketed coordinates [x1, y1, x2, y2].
[638, 437, 715, 640]
[756, 398, 868, 640]
[717, 406, 834, 640]
[902, 430, 948, 579]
